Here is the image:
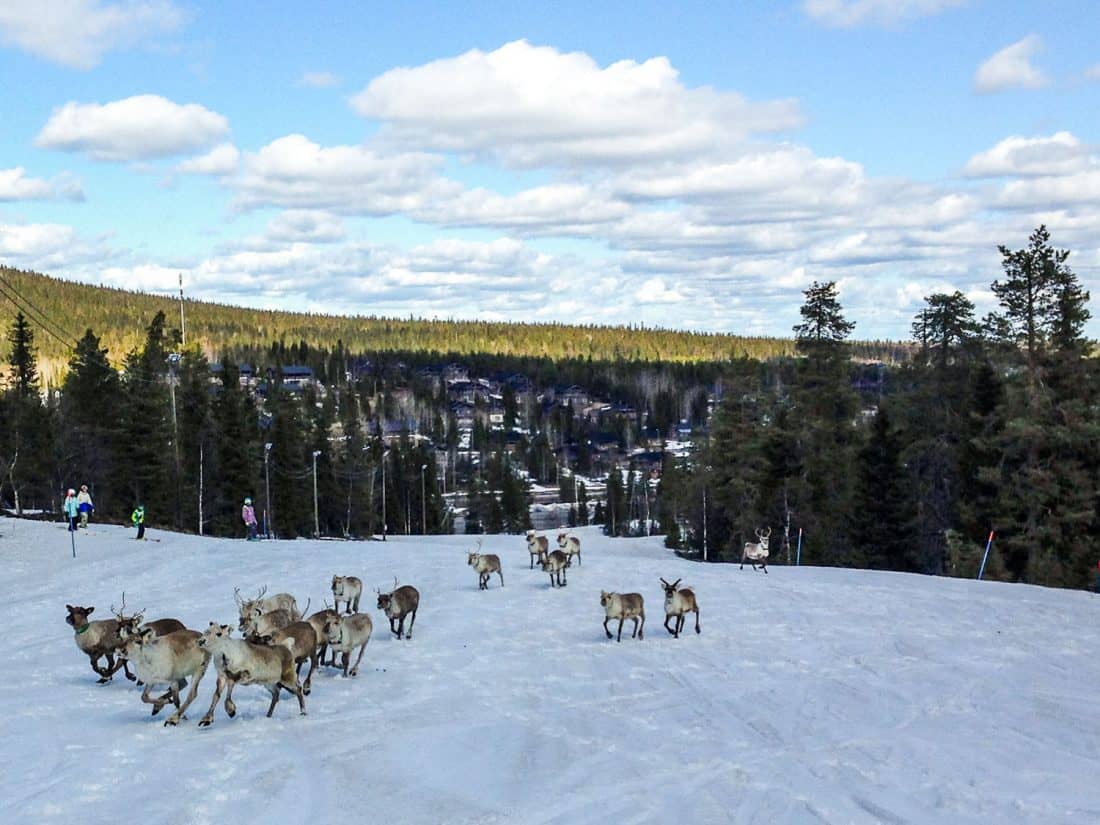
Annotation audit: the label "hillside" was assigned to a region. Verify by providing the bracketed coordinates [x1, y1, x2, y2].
[6, 520, 1098, 823]
[0, 268, 908, 380]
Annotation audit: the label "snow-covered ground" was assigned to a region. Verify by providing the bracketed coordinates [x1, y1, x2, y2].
[3, 518, 1099, 824]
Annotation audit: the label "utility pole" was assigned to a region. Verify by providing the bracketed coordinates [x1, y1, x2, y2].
[167, 352, 181, 530]
[421, 463, 428, 534]
[702, 485, 708, 562]
[198, 442, 204, 536]
[312, 449, 322, 538]
[178, 273, 186, 347]
[381, 447, 389, 541]
[264, 442, 273, 539]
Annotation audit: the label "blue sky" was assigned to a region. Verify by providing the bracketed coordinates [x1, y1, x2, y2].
[1, 0, 1098, 338]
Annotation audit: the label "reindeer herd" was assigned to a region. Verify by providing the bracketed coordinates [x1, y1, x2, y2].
[64, 525, 772, 728]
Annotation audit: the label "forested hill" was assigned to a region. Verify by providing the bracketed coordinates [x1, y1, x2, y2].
[0, 267, 907, 374]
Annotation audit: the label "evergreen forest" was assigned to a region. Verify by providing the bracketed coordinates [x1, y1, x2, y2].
[0, 225, 1095, 591]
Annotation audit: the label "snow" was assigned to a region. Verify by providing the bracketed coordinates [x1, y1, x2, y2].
[4, 518, 1100, 824]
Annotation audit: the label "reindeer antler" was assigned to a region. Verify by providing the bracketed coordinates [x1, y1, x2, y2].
[256, 585, 268, 600]
[111, 591, 127, 618]
[233, 587, 244, 607]
[392, 576, 399, 592]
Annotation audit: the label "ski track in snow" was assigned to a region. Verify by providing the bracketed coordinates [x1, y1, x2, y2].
[2, 520, 1099, 824]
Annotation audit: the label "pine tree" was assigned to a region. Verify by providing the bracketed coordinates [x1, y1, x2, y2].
[851, 407, 912, 569]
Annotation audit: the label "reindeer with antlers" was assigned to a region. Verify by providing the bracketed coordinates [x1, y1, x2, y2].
[660, 578, 700, 638]
[376, 578, 420, 640]
[741, 527, 772, 573]
[467, 540, 503, 590]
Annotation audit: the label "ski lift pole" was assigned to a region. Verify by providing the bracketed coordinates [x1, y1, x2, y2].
[796, 527, 803, 566]
[977, 530, 995, 580]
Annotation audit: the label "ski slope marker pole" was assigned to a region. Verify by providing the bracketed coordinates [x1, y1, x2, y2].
[796, 527, 802, 566]
[977, 530, 995, 580]
[70, 528, 76, 559]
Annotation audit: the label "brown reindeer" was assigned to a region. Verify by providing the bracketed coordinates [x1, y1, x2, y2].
[376, 578, 420, 640]
[540, 550, 571, 588]
[331, 575, 363, 614]
[250, 621, 319, 695]
[557, 532, 582, 566]
[468, 541, 504, 590]
[741, 527, 771, 573]
[196, 623, 306, 727]
[65, 603, 134, 683]
[600, 591, 645, 642]
[660, 578, 701, 638]
[526, 530, 549, 568]
[120, 627, 210, 726]
[306, 607, 341, 666]
[322, 613, 374, 677]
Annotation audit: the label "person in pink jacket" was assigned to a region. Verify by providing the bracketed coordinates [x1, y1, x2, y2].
[242, 497, 258, 541]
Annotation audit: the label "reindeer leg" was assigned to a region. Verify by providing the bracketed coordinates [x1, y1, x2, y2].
[498, 569, 504, 588]
[141, 683, 164, 715]
[405, 608, 416, 639]
[349, 643, 367, 677]
[617, 617, 625, 643]
[303, 651, 317, 695]
[167, 656, 208, 726]
[638, 614, 645, 640]
[223, 677, 239, 718]
[287, 678, 307, 715]
[695, 607, 701, 634]
[561, 568, 567, 587]
[664, 615, 675, 635]
[762, 561, 768, 574]
[389, 616, 398, 637]
[198, 672, 227, 727]
[266, 685, 281, 718]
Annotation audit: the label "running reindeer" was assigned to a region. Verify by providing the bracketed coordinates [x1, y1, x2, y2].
[741, 527, 771, 573]
[376, 578, 420, 640]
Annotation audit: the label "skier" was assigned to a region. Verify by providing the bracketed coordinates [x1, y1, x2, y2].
[242, 497, 258, 540]
[131, 504, 146, 541]
[77, 484, 94, 529]
[63, 489, 79, 532]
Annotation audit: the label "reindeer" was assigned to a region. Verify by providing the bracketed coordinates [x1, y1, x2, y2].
[600, 591, 645, 642]
[526, 530, 549, 569]
[234, 586, 301, 625]
[248, 622, 319, 695]
[741, 527, 772, 573]
[306, 607, 341, 666]
[557, 532, 582, 566]
[660, 578, 701, 638]
[323, 613, 374, 677]
[112, 597, 188, 685]
[196, 622, 306, 727]
[331, 575, 363, 614]
[120, 627, 210, 726]
[239, 607, 293, 637]
[467, 540, 503, 590]
[376, 578, 420, 640]
[540, 549, 571, 588]
[65, 603, 134, 683]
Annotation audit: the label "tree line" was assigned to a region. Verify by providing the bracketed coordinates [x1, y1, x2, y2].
[657, 226, 1097, 590]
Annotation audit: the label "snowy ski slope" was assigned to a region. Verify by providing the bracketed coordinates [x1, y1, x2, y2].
[2, 519, 1098, 824]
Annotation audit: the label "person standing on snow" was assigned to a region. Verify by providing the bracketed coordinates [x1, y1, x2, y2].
[242, 497, 258, 540]
[131, 504, 146, 541]
[77, 484, 94, 529]
[63, 489, 79, 532]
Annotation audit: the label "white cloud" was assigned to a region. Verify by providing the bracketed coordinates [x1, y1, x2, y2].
[232, 134, 456, 214]
[802, 0, 965, 27]
[1085, 63, 1100, 82]
[177, 143, 240, 175]
[0, 0, 185, 69]
[965, 132, 1094, 178]
[0, 221, 113, 270]
[298, 71, 339, 88]
[635, 277, 685, 303]
[264, 210, 345, 244]
[36, 95, 229, 162]
[974, 35, 1049, 94]
[0, 167, 84, 201]
[351, 40, 802, 167]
